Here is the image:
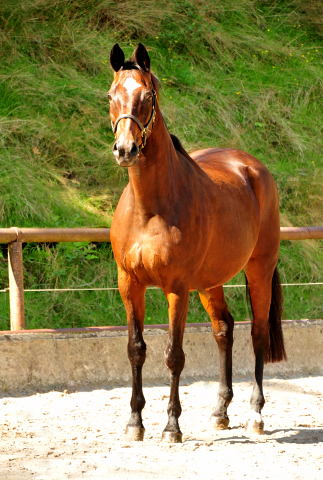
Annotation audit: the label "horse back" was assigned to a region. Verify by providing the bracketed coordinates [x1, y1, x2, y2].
[190, 147, 279, 217]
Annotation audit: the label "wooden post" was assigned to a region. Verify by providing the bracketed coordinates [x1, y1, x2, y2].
[8, 241, 25, 330]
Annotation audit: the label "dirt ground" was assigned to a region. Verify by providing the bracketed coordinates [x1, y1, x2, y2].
[0, 375, 322, 480]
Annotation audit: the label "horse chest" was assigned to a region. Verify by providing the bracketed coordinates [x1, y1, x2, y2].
[123, 222, 182, 283]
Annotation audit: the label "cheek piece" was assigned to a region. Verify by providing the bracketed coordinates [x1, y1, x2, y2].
[111, 89, 157, 152]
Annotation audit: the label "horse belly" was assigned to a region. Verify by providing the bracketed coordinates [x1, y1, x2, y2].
[194, 215, 259, 290]
[195, 247, 253, 291]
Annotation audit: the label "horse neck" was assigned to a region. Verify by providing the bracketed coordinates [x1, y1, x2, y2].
[128, 108, 180, 217]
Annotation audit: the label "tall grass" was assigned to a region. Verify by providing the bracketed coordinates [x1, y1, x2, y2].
[0, 0, 322, 328]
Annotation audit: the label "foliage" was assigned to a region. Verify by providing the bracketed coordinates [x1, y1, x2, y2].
[0, 0, 322, 328]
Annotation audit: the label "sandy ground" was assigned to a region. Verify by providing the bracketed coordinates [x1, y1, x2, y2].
[0, 375, 322, 480]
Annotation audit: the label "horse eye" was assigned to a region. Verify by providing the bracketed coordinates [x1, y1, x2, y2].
[107, 93, 112, 101]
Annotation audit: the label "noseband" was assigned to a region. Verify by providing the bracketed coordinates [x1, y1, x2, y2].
[111, 89, 157, 152]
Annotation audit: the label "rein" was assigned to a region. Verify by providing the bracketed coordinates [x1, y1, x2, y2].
[111, 89, 157, 152]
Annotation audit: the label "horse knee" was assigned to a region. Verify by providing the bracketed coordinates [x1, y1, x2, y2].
[128, 339, 147, 366]
[213, 318, 233, 346]
[164, 346, 185, 376]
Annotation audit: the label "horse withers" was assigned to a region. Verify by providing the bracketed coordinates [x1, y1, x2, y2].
[108, 43, 286, 443]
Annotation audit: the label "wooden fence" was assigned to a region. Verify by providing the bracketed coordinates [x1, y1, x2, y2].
[1, 226, 323, 332]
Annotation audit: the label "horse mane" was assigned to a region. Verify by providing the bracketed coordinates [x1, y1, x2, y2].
[169, 134, 195, 164]
[121, 54, 161, 101]
[121, 59, 140, 71]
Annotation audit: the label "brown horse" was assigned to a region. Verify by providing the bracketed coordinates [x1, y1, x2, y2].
[108, 43, 286, 443]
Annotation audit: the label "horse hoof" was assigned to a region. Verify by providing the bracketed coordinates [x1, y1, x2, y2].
[161, 431, 183, 443]
[210, 415, 230, 430]
[245, 420, 264, 434]
[245, 412, 264, 435]
[125, 425, 145, 441]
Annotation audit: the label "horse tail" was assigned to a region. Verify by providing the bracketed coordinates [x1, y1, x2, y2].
[245, 267, 287, 364]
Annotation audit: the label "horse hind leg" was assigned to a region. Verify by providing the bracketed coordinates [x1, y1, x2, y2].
[244, 260, 286, 435]
[199, 286, 234, 430]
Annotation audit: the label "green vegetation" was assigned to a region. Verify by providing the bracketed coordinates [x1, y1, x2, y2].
[0, 0, 323, 329]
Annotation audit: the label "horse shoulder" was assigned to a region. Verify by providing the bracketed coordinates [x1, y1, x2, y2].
[110, 185, 136, 263]
[112, 206, 181, 285]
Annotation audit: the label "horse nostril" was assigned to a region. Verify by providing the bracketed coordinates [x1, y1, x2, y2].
[130, 142, 139, 157]
[113, 142, 118, 151]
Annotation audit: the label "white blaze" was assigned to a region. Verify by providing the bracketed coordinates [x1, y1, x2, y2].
[123, 77, 142, 95]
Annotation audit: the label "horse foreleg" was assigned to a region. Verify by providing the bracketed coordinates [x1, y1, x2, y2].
[118, 268, 147, 441]
[199, 287, 234, 430]
[162, 287, 189, 443]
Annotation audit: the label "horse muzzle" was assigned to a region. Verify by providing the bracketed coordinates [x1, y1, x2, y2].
[113, 140, 139, 167]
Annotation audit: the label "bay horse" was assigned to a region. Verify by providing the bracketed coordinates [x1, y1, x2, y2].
[108, 43, 286, 443]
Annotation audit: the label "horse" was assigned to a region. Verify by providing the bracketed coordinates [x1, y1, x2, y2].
[108, 43, 286, 443]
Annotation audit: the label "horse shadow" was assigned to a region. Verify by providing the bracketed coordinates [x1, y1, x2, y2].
[207, 427, 323, 445]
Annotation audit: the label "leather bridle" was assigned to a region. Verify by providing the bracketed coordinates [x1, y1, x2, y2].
[111, 88, 157, 152]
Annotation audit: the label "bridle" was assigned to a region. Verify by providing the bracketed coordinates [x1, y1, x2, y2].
[111, 88, 157, 152]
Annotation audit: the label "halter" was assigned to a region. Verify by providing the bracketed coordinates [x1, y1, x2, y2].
[111, 88, 157, 152]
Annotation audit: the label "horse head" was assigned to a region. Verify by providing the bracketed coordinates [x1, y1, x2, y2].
[108, 43, 158, 167]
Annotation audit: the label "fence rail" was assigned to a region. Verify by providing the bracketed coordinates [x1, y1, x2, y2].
[1, 226, 323, 243]
[1, 226, 323, 332]
[0, 227, 111, 244]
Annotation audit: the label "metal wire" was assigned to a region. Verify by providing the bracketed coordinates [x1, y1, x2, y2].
[1, 282, 323, 293]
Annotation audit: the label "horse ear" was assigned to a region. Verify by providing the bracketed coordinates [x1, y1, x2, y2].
[134, 43, 150, 72]
[110, 43, 125, 72]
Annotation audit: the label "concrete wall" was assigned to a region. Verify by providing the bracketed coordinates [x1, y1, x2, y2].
[0, 320, 322, 393]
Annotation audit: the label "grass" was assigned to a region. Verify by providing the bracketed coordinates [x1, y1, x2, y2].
[0, 0, 323, 329]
